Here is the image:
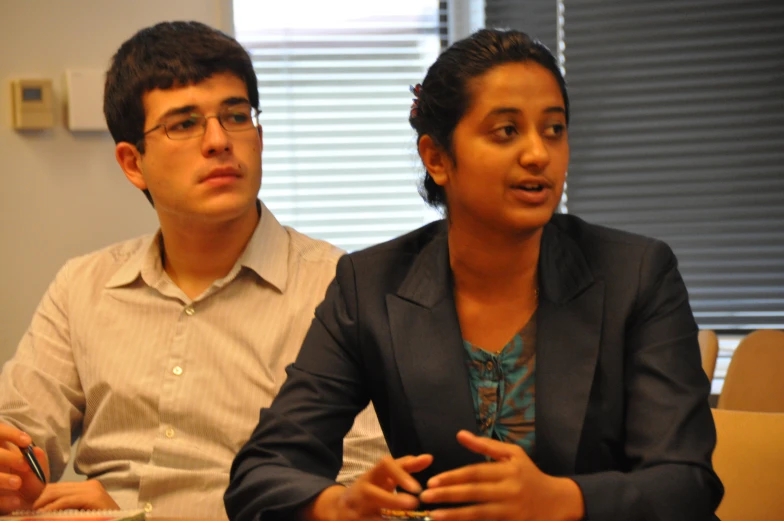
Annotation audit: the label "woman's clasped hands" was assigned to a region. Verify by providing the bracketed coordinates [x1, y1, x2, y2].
[319, 430, 584, 521]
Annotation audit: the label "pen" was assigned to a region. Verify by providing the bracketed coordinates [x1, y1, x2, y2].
[23, 444, 46, 484]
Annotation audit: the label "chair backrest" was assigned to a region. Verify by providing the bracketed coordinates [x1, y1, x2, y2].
[711, 408, 784, 521]
[698, 329, 719, 382]
[717, 329, 784, 412]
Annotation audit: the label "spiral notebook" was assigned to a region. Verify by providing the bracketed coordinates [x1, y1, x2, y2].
[2, 509, 145, 521]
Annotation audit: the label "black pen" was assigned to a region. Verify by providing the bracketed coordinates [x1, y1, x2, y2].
[23, 444, 46, 484]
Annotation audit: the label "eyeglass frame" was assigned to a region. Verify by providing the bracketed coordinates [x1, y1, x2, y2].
[140, 103, 261, 142]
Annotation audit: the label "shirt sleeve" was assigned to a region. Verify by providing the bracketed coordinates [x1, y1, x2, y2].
[226, 255, 373, 521]
[336, 402, 389, 486]
[0, 261, 85, 481]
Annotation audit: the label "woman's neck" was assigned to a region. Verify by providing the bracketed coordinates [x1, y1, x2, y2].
[448, 220, 542, 299]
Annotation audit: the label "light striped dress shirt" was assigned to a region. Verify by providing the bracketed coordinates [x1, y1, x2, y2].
[0, 203, 389, 518]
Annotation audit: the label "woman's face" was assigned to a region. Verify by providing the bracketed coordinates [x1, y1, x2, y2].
[431, 61, 569, 237]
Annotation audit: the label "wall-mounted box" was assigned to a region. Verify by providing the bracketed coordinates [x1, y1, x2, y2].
[64, 69, 107, 131]
[11, 79, 55, 130]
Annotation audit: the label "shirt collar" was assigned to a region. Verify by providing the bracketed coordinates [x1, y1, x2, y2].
[105, 234, 160, 289]
[237, 200, 289, 293]
[105, 200, 290, 293]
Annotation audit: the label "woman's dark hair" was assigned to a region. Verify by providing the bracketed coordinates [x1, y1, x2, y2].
[104, 21, 259, 155]
[409, 29, 569, 209]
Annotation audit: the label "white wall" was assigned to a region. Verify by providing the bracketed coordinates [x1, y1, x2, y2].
[448, 0, 485, 44]
[0, 0, 232, 364]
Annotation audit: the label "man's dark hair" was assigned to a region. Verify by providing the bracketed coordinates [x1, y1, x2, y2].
[104, 20, 259, 151]
[103, 21, 259, 204]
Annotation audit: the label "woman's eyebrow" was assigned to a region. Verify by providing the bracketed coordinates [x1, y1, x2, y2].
[481, 106, 565, 122]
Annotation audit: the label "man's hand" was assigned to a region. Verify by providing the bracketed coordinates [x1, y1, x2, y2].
[0, 424, 50, 514]
[32, 480, 119, 512]
[419, 430, 584, 521]
[304, 453, 433, 521]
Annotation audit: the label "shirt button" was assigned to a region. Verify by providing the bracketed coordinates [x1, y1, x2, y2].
[143, 503, 153, 513]
[172, 366, 183, 376]
[486, 361, 494, 371]
[184, 305, 195, 316]
[165, 427, 175, 438]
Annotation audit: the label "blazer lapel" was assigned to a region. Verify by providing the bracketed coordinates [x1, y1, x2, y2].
[535, 222, 604, 475]
[386, 221, 604, 475]
[387, 227, 483, 471]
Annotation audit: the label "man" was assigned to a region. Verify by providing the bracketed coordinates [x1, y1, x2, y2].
[0, 21, 387, 518]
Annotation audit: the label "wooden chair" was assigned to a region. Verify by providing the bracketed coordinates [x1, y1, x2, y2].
[698, 329, 719, 382]
[711, 408, 784, 521]
[717, 329, 784, 412]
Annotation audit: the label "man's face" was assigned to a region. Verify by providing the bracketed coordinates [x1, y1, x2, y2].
[131, 72, 262, 225]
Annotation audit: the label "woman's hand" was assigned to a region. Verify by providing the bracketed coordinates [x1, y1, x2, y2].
[419, 430, 584, 521]
[304, 453, 433, 521]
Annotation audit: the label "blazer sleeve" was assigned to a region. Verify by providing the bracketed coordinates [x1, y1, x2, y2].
[572, 239, 724, 520]
[225, 255, 372, 521]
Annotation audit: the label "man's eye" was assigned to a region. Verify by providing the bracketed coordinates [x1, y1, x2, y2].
[168, 117, 200, 132]
[226, 113, 250, 124]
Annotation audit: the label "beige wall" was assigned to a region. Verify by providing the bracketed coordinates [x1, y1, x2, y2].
[0, 0, 232, 364]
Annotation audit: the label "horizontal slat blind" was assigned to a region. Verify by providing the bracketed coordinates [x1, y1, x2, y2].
[233, 1, 443, 251]
[564, 0, 784, 331]
[439, 1, 450, 48]
[485, 0, 558, 53]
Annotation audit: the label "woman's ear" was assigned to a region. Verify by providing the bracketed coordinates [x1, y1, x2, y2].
[418, 135, 451, 187]
[115, 142, 147, 191]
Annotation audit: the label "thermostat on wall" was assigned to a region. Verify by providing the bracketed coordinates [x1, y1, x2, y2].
[11, 79, 55, 130]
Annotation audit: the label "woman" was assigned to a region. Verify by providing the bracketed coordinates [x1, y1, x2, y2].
[225, 29, 722, 521]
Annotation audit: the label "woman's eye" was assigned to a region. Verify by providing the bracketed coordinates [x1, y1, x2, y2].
[544, 123, 566, 138]
[492, 125, 517, 140]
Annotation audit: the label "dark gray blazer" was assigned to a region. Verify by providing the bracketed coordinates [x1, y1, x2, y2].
[226, 214, 723, 521]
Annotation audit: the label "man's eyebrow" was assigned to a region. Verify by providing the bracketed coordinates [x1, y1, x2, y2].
[156, 97, 251, 121]
[221, 96, 251, 107]
[158, 105, 198, 120]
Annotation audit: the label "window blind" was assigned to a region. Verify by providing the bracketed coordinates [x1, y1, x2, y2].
[484, 0, 558, 53]
[563, 0, 784, 332]
[233, 1, 444, 251]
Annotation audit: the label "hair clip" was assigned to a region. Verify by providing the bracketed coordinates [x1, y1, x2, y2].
[409, 83, 422, 119]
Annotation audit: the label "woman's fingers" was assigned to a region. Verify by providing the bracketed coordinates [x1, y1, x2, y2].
[368, 455, 426, 495]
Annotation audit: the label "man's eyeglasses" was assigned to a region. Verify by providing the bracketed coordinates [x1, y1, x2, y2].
[142, 104, 260, 141]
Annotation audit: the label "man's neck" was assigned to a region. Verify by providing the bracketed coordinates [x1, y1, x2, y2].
[158, 205, 260, 300]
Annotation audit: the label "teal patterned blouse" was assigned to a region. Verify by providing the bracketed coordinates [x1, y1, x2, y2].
[462, 311, 537, 456]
